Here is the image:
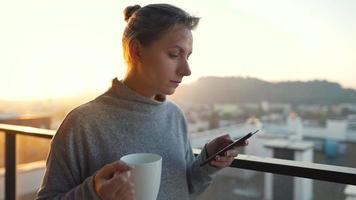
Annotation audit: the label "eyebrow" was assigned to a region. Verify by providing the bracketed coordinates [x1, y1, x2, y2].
[169, 45, 192, 55]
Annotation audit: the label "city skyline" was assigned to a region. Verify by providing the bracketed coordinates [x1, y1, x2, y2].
[1, 0, 356, 100]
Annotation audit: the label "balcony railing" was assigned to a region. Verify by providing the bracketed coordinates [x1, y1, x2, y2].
[1, 123, 356, 200]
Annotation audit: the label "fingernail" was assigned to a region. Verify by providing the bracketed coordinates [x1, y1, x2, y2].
[126, 171, 131, 177]
[120, 174, 128, 182]
[114, 171, 120, 177]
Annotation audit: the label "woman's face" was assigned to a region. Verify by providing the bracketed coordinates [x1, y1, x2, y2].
[136, 24, 192, 96]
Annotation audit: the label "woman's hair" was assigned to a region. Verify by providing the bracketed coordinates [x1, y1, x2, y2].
[122, 4, 200, 67]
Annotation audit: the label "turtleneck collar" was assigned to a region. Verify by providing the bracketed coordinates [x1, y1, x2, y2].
[106, 78, 166, 106]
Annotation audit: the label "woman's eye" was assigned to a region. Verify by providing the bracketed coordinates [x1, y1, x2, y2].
[168, 53, 179, 58]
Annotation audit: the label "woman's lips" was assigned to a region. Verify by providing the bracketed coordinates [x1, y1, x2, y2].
[170, 80, 181, 87]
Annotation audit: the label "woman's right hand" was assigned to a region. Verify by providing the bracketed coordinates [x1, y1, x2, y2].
[94, 160, 135, 200]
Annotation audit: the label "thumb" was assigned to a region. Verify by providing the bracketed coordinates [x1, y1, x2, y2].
[219, 134, 233, 143]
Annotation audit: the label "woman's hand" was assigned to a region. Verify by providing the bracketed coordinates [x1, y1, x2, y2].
[94, 160, 136, 200]
[205, 134, 248, 168]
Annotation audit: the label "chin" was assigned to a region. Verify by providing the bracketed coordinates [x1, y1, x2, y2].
[163, 88, 176, 95]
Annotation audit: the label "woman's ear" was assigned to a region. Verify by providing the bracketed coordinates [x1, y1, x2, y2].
[129, 39, 143, 66]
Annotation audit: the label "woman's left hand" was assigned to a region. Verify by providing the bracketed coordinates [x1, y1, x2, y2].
[205, 134, 248, 168]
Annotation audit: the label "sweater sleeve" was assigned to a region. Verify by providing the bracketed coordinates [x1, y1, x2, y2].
[178, 111, 221, 198]
[185, 139, 222, 198]
[35, 111, 101, 200]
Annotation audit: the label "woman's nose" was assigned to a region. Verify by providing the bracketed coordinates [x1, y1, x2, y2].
[178, 60, 191, 77]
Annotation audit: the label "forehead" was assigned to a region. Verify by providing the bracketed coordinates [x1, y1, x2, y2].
[153, 24, 193, 51]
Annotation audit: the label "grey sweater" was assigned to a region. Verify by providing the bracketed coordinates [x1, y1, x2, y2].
[36, 78, 220, 200]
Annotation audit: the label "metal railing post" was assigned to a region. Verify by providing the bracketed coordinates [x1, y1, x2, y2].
[5, 131, 16, 200]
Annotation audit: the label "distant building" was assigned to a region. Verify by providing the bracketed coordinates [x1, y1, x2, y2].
[347, 115, 356, 130]
[297, 104, 323, 114]
[213, 104, 241, 117]
[261, 101, 291, 113]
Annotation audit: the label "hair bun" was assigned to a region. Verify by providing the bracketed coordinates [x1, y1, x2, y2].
[124, 5, 141, 22]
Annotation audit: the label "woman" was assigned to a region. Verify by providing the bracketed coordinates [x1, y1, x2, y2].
[36, 4, 247, 200]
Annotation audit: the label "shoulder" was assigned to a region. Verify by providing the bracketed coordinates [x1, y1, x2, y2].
[51, 98, 105, 146]
[51, 107, 86, 146]
[165, 99, 189, 132]
[165, 99, 186, 118]
[66, 93, 115, 123]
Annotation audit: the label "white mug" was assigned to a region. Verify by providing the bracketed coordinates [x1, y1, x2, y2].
[120, 153, 162, 200]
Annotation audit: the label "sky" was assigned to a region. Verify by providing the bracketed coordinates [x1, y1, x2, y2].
[1, 0, 356, 100]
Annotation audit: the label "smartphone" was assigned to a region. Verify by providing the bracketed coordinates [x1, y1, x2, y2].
[200, 130, 259, 167]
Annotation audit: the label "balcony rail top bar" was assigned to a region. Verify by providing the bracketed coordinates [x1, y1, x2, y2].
[0, 123, 55, 139]
[1, 123, 356, 200]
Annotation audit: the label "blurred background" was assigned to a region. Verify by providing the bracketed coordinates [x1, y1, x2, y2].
[1, 0, 356, 199]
